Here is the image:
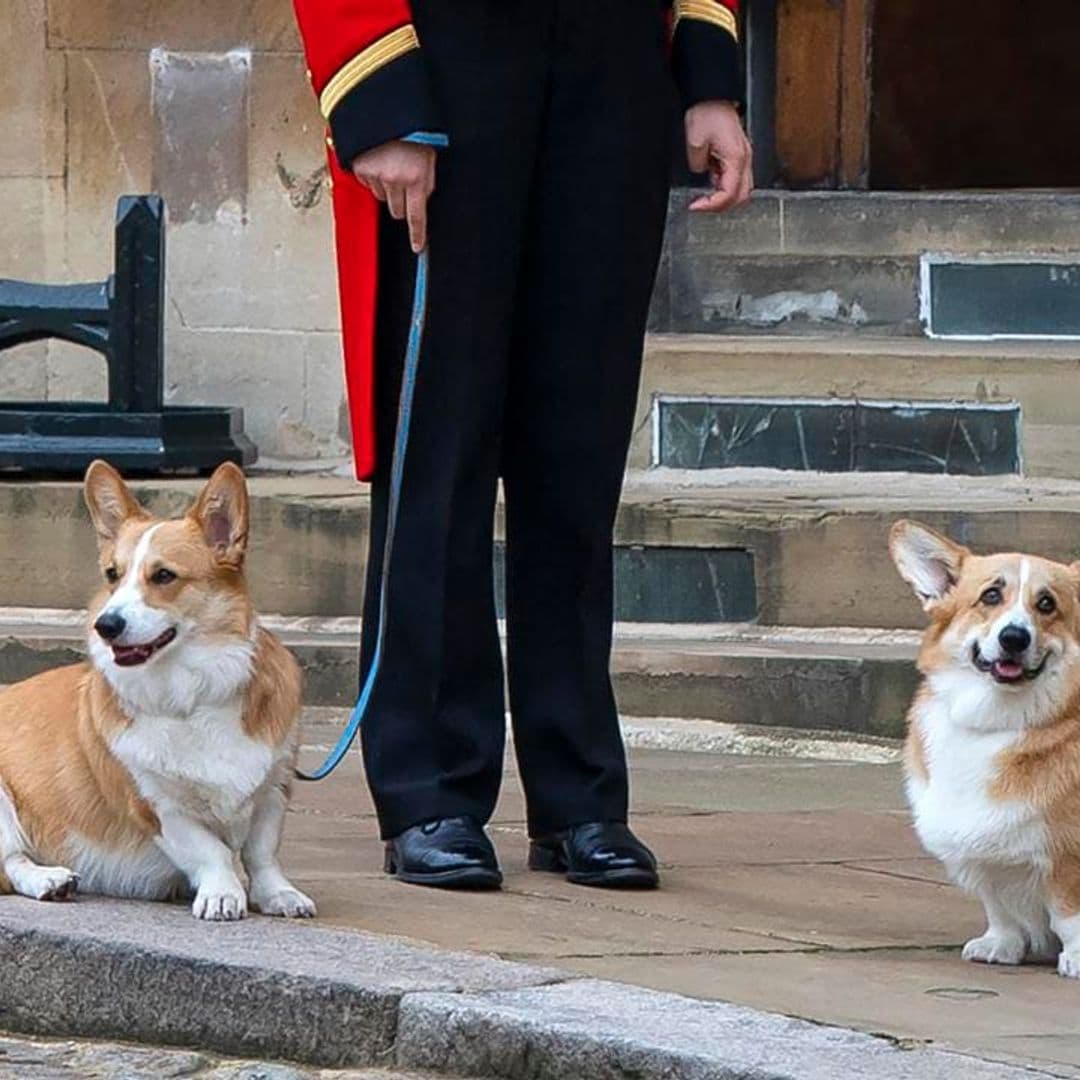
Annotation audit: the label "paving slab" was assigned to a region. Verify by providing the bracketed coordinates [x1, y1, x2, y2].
[278, 746, 1080, 1074]
[563, 950, 1080, 1074]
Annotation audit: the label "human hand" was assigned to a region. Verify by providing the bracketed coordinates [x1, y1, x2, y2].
[351, 140, 437, 253]
[685, 101, 753, 213]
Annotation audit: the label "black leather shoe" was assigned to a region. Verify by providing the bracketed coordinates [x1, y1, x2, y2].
[384, 816, 502, 889]
[529, 822, 659, 889]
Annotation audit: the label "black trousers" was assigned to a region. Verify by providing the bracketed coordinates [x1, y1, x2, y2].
[360, 0, 675, 840]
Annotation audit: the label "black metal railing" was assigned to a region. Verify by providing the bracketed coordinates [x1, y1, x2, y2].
[0, 195, 255, 474]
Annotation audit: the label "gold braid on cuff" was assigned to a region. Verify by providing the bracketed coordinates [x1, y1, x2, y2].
[673, 0, 739, 40]
[319, 24, 420, 119]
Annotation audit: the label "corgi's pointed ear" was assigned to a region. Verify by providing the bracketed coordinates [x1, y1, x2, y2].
[84, 460, 147, 544]
[890, 520, 969, 610]
[190, 462, 249, 569]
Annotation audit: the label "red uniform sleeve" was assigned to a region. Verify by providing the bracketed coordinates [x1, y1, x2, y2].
[293, 1, 445, 481]
[670, 0, 743, 110]
[293, 0, 442, 170]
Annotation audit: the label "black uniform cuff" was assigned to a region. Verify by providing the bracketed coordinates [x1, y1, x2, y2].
[328, 50, 444, 171]
[671, 19, 744, 112]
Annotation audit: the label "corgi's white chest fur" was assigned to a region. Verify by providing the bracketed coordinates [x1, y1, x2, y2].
[908, 687, 1050, 874]
[111, 699, 278, 842]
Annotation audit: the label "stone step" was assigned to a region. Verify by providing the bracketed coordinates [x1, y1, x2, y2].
[0, 609, 920, 738]
[650, 189, 1080, 336]
[5, 470, 1080, 628]
[632, 334, 1080, 478]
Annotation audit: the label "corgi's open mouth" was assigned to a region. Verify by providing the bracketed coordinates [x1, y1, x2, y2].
[112, 628, 177, 667]
[972, 644, 1049, 685]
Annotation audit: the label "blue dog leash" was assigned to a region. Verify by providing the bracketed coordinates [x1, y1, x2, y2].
[296, 133, 445, 782]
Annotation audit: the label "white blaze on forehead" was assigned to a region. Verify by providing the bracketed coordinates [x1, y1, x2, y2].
[985, 557, 1035, 650]
[1012, 558, 1034, 623]
[115, 522, 165, 597]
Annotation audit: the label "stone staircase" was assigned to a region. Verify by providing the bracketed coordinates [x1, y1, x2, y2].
[2, 466, 1079, 742]
[3, 189, 1080, 746]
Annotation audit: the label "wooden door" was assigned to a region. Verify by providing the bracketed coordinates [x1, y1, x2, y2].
[774, 0, 871, 188]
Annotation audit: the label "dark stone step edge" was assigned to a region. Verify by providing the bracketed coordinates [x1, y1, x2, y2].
[0, 634, 919, 739]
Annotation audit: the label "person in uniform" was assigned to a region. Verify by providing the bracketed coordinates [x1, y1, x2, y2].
[292, 0, 752, 890]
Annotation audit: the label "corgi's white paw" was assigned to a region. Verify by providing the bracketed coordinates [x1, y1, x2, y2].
[192, 879, 247, 922]
[962, 932, 1026, 966]
[253, 886, 316, 919]
[1058, 950, 1080, 979]
[11, 864, 79, 901]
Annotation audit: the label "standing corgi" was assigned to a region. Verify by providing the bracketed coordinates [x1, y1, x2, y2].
[0, 461, 314, 921]
[890, 520, 1080, 977]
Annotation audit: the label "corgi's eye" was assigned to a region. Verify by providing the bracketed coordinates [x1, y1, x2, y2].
[105, 567, 119, 584]
[151, 568, 177, 586]
[980, 587, 1003, 606]
[1037, 594, 1057, 615]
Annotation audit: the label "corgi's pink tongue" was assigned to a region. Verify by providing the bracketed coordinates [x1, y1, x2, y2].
[113, 644, 155, 667]
[111, 628, 176, 667]
[992, 659, 1025, 682]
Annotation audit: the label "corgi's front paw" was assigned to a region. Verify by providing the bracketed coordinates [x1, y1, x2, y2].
[962, 932, 1026, 966]
[13, 864, 79, 901]
[252, 886, 317, 919]
[1058, 950, 1080, 979]
[192, 877, 248, 922]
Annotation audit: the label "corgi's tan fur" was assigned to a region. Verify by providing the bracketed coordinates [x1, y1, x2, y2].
[891, 520, 1080, 976]
[0, 461, 314, 921]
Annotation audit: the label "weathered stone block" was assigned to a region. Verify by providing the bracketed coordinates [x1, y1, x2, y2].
[0, 343, 49, 401]
[166, 326, 343, 460]
[48, 0, 300, 51]
[778, 190, 1080, 258]
[64, 50, 152, 279]
[0, 178, 46, 279]
[151, 49, 251, 228]
[45, 339, 108, 402]
[664, 254, 920, 335]
[164, 53, 337, 336]
[48, 0, 252, 51]
[0, 0, 47, 178]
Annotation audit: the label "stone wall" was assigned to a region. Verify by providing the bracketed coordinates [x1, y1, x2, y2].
[1, 0, 348, 462]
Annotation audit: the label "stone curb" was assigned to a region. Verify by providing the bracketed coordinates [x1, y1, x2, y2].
[0, 899, 1051, 1079]
[0, 899, 564, 1070]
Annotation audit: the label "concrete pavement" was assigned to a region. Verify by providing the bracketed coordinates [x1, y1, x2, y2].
[288, 722, 1080, 1075]
[1, 722, 1076, 1077]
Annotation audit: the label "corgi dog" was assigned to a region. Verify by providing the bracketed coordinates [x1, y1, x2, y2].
[890, 520, 1080, 978]
[0, 460, 314, 922]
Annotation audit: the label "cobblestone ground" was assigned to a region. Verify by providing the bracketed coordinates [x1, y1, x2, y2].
[0, 1034, 436, 1080]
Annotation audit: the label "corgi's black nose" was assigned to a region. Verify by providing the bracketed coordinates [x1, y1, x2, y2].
[998, 624, 1031, 655]
[94, 612, 127, 641]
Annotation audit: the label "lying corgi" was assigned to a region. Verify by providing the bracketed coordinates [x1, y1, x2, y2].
[891, 520, 1080, 978]
[0, 460, 314, 922]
